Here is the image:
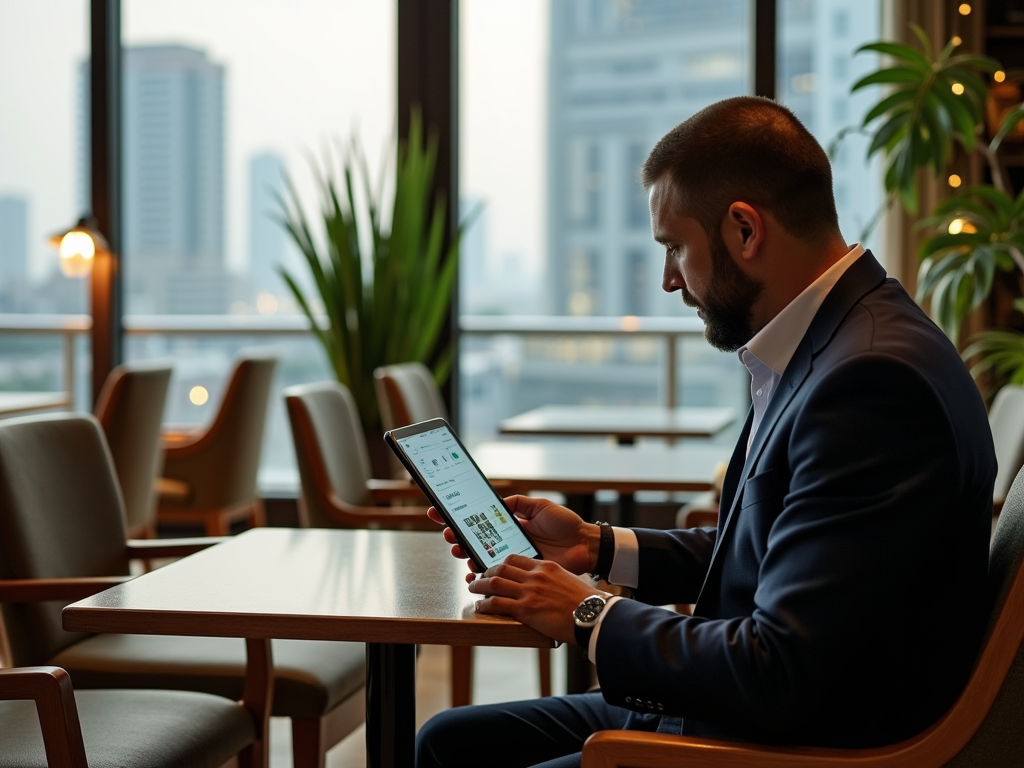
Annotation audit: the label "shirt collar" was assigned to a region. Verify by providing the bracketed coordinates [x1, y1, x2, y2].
[739, 244, 865, 376]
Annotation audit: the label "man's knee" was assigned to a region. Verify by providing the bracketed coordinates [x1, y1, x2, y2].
[416, 705, 474, 768]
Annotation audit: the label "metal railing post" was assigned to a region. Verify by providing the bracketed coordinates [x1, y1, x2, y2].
[64, 330, 77, 410]
[666, 333, 677, 409]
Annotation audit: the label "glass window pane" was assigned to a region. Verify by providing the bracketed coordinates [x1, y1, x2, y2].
[459, 0, 752, 444]
[121, 1, 394, 490]
[0, 1, 90, 409]
[777, 0, 883, 253]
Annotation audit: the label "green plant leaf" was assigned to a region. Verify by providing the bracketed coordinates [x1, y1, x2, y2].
[857, 41, 932, 71]
[991, 103, 1024, 154]
[852, 67, 924, 91]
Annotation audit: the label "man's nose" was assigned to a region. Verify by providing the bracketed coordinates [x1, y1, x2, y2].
[662, 258, 682, 294]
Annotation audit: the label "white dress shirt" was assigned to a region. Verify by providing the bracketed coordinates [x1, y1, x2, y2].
[586, 244, 867, 663]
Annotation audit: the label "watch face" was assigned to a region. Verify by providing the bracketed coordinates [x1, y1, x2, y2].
[574, 596, 606, 625]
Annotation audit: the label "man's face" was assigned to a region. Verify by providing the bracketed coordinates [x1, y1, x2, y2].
[650, 179, 763, 352]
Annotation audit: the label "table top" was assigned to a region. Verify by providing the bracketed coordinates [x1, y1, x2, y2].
[0, 391, 70, 417]
[473, 440, 732, 494]
[64, 528, 552, 648]
[498, 405, 736, 440]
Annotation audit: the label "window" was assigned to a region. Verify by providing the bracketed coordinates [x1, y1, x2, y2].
[0, 1, 90, 407]
[778, 0, 882, 250]
[119, 0, 394, 487]
[459, 0, 753, 443]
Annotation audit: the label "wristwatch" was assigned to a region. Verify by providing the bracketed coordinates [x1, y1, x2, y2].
[573, 594, 608, 649]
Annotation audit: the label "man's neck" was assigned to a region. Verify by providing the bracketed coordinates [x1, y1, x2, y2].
[750, 237, 852, 333]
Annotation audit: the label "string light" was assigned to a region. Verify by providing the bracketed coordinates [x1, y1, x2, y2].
[958, 3, 972, 15]
[995, 71, 1007, 83]
[948, 174, 962, 188]
[952, 82, 965, 95]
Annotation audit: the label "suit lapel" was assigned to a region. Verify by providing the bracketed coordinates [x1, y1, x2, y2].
[696, 251, 888, 602]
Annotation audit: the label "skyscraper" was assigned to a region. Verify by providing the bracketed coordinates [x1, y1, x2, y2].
[120, 45, 227, 313]
[0, 196, 28, 287]
[248, 152, 288, 296]
[546, 0, 879, 317]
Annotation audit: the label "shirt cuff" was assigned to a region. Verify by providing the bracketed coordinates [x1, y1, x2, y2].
[608, 527, 639, 588]
[588, 595, 623, 664]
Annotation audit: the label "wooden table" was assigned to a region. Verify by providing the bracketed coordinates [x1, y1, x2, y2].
[474, 440, 731, 496]
[0, 391, 70, 417]
[498, 404, 736, 444]
[64, 528, 552, 768]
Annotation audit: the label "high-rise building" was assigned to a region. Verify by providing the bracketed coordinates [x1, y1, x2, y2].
[546, 0, 879, 317]
[248, 152, 288, 297]
[0, 196, 28, 287]
[115, 44, 227, 313]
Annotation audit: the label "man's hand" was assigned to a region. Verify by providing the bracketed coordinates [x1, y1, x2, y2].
[468, 554, 604, 645]
[426, 495, 600, 582]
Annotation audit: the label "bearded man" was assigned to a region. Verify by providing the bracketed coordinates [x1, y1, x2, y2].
[416, 96, 996, 768]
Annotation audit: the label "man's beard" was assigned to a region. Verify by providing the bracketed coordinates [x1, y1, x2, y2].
[681, 230, 764, 352]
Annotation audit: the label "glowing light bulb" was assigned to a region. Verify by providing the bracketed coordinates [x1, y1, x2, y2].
[58, 231, 96, 277]
[948, 219, 965, 235]
[189, 386, 209, 405]
[958, 3, 972, 15]
[951, 82, 965, 95]
[995, 71, 1007, 83]
[948, 174, 962, 188]
[256, 291, 278, 315]
[952, 36, 962, 46]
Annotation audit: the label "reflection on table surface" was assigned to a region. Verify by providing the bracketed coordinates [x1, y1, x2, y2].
[498, 404, 736, 441]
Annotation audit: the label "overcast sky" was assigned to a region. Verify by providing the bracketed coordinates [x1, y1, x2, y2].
[0, 0, 547, 283]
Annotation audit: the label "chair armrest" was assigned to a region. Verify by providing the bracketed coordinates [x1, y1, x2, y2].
[126, 537, 229, 559]
[582, 730, 885, 768]
[0, 666, 89, 768]
[366, 478, 426, 502]
[161, 426, 205, 455]
[0, 577, 132, 602]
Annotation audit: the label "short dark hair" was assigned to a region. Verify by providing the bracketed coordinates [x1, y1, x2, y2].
[642, 96, 840, 243]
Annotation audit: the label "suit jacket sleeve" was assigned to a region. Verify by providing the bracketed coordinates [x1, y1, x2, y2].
[594, 354, 986, 742]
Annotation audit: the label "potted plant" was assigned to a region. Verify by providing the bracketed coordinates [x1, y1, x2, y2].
[278, 113, 468, 458]
[842, 26, 1024, 389]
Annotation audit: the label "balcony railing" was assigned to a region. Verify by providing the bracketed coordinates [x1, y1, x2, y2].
[0, 312, 742, 489]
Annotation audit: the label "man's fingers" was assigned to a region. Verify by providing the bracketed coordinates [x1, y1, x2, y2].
[474, 596, 519, 617]
[468, 576, 523, 598]
[426, 507, 445, 526]
[502, 495, 540, 519]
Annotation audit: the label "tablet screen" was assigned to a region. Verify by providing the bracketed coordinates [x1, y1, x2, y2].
[395, 425, 540, 569]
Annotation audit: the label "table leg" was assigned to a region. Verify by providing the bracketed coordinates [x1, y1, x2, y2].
[366, 642, 416, 768]
[240, 638, 274, 768]
[615, 437, 637, 528]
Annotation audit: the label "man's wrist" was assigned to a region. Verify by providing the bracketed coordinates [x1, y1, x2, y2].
[585, 522, 602, 573]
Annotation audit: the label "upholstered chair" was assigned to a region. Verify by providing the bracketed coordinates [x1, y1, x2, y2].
[158, 354, 276, 535]
[0, 413, 365, 768]
[93, 362, 172, 539]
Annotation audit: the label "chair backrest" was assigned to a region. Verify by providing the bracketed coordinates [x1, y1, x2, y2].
[94, 362, 172, 536]
[374, 362, 448, 430]
[283, 381, 375, 528]
[0, 414, 129, 666]
[938, 465, 1024, 765]
[989, 385, 1024, 507]
[162, 354, 277, 509]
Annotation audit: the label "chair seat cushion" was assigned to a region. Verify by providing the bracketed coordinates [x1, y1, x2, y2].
[51, 635, 365, 720]
[0, 688, 254, 768]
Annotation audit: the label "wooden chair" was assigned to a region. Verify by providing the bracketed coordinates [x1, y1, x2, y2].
[0, 665, 255, 768]
[0, 413, 366, 768]
[373, 363, 553, 705]
[581, 463, 1024, 768]
[157, 354, 276, 536]
[284, 381, 436, 530]
[93, 362, 172, 540]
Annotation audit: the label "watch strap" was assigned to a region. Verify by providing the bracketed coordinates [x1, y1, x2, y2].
[574, 620, 594, 649]
[593, 521, 615, 581]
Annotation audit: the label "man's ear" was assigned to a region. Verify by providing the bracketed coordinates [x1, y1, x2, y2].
[724, 202, 764, 262]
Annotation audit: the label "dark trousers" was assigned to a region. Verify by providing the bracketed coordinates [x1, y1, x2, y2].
[415, 692, 664, 768]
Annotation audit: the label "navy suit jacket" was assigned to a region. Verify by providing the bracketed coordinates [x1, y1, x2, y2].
[595, 251, 996, 747]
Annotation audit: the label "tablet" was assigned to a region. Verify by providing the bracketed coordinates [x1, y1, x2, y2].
[384, 418, 541, 572]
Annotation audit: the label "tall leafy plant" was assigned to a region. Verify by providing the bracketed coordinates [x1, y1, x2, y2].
[845, 26, 1024, 386]
[278, 114, 465, 429]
